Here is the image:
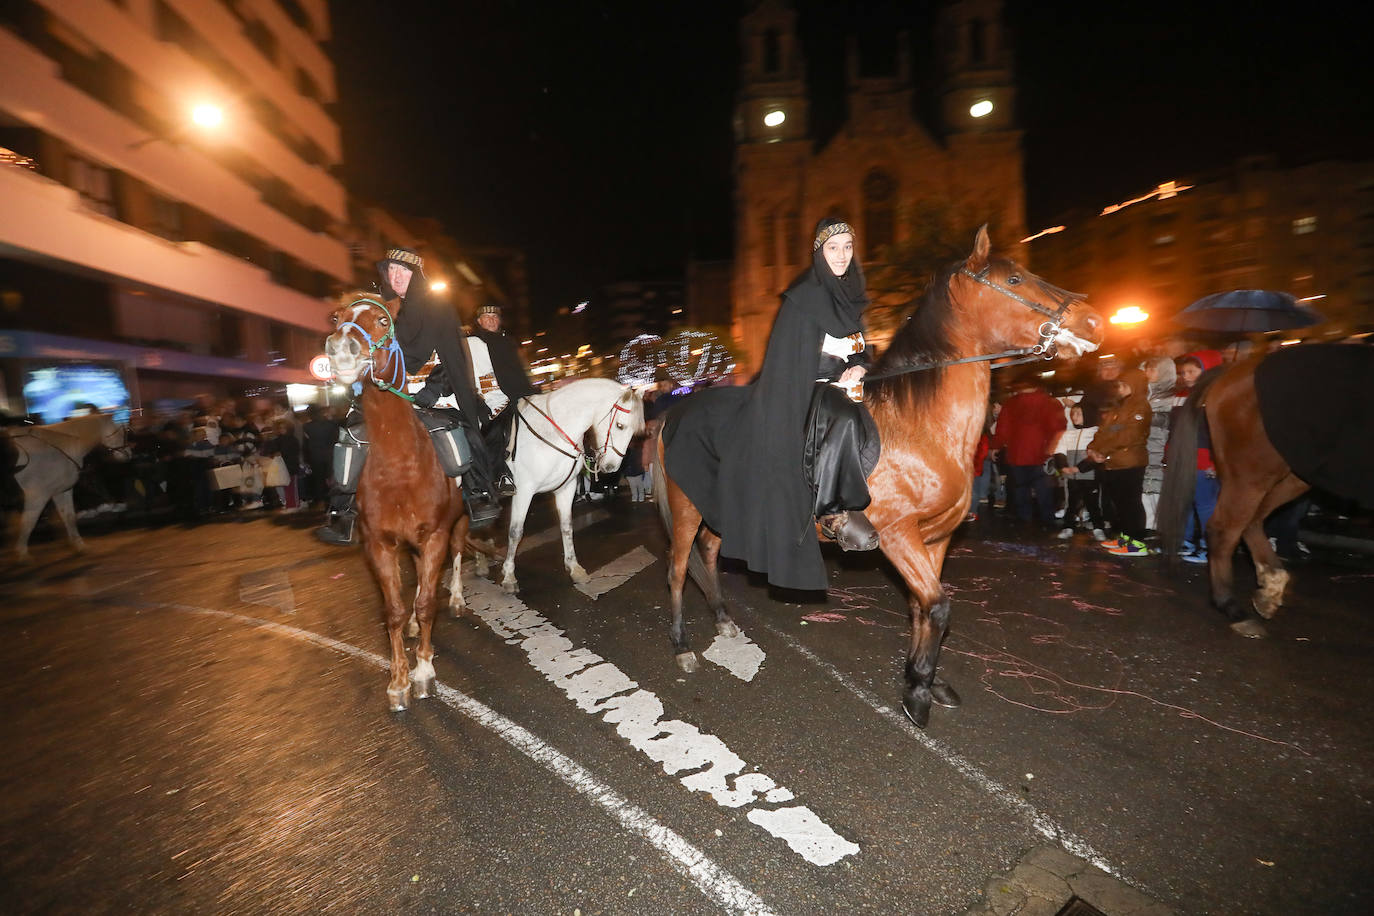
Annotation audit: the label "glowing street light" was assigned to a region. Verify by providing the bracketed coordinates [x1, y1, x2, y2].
[1109, 305, 1150, 325]
[190, 103, 224, 129]
[763, 109, 786, 127]
[429, 280, 448, 292]
[969, 99, 994, 118]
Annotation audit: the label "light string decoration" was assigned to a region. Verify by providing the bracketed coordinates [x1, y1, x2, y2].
[618, 331, 736, 387]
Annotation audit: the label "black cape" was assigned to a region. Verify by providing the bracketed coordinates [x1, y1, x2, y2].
[1254, 343, 1374, 508]
[664, 268, 870, 592]
[473, 327, 537, 404]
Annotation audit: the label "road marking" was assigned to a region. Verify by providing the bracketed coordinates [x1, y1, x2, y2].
[465, 576, 859, 866]
[701, 633, 766, 682]
[516, 507, 609, 555]
[575, 545, 656, 599]
[768, 626, 1129, 881]
[117, 598, 776, 916]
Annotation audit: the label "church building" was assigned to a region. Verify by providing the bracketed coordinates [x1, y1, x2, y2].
[731, 0, 1026, 372]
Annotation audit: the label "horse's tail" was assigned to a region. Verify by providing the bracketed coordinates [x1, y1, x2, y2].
[652, 444, 709, 594]
[1157, 369, 1222, 559]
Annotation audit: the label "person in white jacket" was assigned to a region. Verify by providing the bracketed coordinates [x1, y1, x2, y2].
[1052, 397, 1106, 540]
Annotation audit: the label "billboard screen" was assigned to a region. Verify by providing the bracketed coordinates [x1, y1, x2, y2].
[23, 363, 132, 425]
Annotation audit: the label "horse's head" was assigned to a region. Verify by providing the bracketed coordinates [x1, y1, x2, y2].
[325, 292, 402, 386]
[98, 414, 131, 460]
[953, 226, 1103, 359]
[589, 386, 644, 474]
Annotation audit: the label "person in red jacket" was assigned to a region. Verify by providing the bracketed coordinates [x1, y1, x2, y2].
[990, 381, 1067, 528]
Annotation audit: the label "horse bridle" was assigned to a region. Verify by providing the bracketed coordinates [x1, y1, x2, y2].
[866, 267, 1086, 381]
[513, 397, 635, 491]
[335, 297, 414, 402]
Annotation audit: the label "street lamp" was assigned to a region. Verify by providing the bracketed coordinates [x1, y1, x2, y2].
[429, 279, 448, 292]
[1110, 305, 1149, 325]
[969, 99, 994, 118]
[190, 103, 224, 128]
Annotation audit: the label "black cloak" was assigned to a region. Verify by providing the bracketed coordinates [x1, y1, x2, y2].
[473, 327, 537, 404]
[664, 251, 872, 592]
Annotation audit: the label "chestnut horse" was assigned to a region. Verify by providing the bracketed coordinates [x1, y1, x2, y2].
[325, 293, 470, 711]
[657, 228, 1103, 728]
[1158, 344, 1374, 638]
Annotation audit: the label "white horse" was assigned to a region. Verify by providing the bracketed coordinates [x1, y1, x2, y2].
[5, 413, 127, 561]
[501, 377, 643, 594]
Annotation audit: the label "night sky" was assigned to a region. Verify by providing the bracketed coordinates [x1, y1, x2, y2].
[331, 1, 1372, 322]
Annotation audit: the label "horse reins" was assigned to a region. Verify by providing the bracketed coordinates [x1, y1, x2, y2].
[336, 297, 415, 403]
[864, 267, 1086, 381]
[512, 396, 634, 492]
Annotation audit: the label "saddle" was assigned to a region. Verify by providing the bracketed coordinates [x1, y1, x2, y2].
[803, 383, 881, 517]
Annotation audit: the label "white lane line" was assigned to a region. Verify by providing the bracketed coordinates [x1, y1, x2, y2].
[466, 576, 859, 867]
[575, 545, 656, 599]
[516, 508, 609, 555]
[701, 633, 766, 682]
[118, 598, 776, 916]
[767, 627, 1128, 881]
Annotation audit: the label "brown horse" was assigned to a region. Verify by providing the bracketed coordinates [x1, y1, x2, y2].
[657, 228, 1104, 728]
[1158, 344, 1373, 638]
[325, 293, 471, 711]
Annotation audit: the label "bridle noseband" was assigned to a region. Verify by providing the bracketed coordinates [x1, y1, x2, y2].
[958, 265, 1083, 360]
[334, 297, 414, 402]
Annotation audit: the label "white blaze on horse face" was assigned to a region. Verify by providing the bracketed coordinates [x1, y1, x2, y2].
[325, 328, 364, 383]
[1053, 325, 1101, 357]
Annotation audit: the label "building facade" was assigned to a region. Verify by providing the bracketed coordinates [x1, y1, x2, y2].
[0, 0, 348, 416]
[731, 0, 1026, 372]
[1029, 157, 1374, 332]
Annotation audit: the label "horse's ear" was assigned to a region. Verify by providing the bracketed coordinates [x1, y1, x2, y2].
[965, 225, 991, 273]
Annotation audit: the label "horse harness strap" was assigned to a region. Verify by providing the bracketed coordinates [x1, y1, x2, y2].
[514, 399, 586, 493]
[339, 297, 415, 404]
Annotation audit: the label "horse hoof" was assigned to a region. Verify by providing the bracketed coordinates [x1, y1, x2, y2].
[675, 651, 700, 674]
[449, 601, 468, 618]
[901, 693, 932, 730]
[569, 566, 589, 585]
[1230, 618, 1268, 639]
[473, 556, 490, 576]
[716, 620, 740, 639]
[501, 578, 519, 595]
[930, 679, 962, 709]
[387, 685, 411, 712]
[411, 675, 435, 699]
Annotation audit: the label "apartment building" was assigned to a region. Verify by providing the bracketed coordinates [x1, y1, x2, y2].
[0, 0, 349, 418]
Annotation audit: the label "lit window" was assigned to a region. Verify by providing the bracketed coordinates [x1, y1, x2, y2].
[1153, 234, 1175, 245]
[1293, 216, 1317, 235]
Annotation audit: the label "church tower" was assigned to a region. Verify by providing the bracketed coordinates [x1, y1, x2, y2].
[732, 0, 811, 364]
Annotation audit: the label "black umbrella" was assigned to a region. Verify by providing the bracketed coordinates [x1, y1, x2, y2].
[1174, 289, 1322, 333]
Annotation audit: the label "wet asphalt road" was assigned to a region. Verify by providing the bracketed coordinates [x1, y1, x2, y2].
[2, 501, 1371, 915]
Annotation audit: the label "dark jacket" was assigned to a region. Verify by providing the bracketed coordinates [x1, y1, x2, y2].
[473, 327, 537, 404]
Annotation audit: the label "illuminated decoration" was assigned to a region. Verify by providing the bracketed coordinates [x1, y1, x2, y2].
[430, 280, 448, 292]
[0, 146, 37, 169]
[1021, 225, 1065, 244]
[1101, 180, 1193, 216]
[572, 300, 589, 314]
[191, 103, 223, 128]
[1109, 306, 1149, 325]
[1298, 294, 1325, 302]
[309, 354, 333, 380]
[618, 330, 737, 386]
[763, 109, 786, 127]
[969, 99, 994, 118]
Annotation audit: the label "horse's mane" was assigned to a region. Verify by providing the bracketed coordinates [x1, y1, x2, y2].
[868, 261, 963, 409]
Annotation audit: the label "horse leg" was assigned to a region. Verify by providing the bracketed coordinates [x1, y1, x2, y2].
[409, 531, 449, 700]
[1206, 483, 1269, 637]
[448, 506, 470, 616]
[500, 487, 535, 594]
[1244, 475, 1310, 621]
[665, 476, 704, 673]
[364, 537, 413, 711]
[12, 488, 46, 562]
[695, 529, 739, 638]
[555, 479, 588, 584]
[52, 489, 85, 554]
[880, 521, 950, 729]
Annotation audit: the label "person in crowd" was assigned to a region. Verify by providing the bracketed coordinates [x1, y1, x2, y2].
[469, 302, 536, 489]
[620, 429, 649, 502]
[664, 217, 880, 595]
[1054, 400, 1106, 541]
[1078, 354, 1123, 427]
[989, 379, 1067, 529]
[1169, 350, 1224, 562]
[1139, 354, 1178, 531]
[261, 417, 302, 511]
[316, 247, 497, 545]
[1087, 370, 1152, 556]
[968, 405, 996, 522]
[300, 405, 337, 509]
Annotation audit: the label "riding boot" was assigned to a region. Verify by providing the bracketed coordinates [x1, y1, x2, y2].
[315, 492, 358, 545]
[819, 510, 879, 551]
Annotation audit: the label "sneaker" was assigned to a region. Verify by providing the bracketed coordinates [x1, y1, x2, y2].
[1098, 537, 1123, 549]
[1106, 537, 1151, 557]
[1091, 528, 1106, 541]
[1181, 549, 1209, 564]
[1056, 527, 1074, 540]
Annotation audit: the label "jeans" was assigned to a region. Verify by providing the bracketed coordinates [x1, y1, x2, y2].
[1184, 470, 1219, 547]
[1007, 464, 1055, 524]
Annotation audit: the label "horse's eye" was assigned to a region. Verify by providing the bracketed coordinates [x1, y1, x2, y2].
[378, 317, 390, 327]
[1007, 275, 1023, 285]
[616, 422, 626, 430]
[329, 315, 339, 326]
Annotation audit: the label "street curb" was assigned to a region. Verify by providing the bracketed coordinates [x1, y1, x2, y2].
[961, 846, 1174, 916]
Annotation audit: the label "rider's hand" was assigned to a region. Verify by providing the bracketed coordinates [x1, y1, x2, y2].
[839, 365, 867, 384]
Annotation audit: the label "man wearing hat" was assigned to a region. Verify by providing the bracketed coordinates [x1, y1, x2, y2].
[469, 304, 536, 488]
[316, 247, 500, 544]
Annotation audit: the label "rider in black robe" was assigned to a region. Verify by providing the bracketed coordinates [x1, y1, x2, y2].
[471, 303, 536, 486]
[663, 218, 880, 592]
[316, 247, 497, 544]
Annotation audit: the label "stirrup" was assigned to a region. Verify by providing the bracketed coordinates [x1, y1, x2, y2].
[314, 510, 356, 546]
[466, 496, 502, 531]
[819, 510, 879, 552]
